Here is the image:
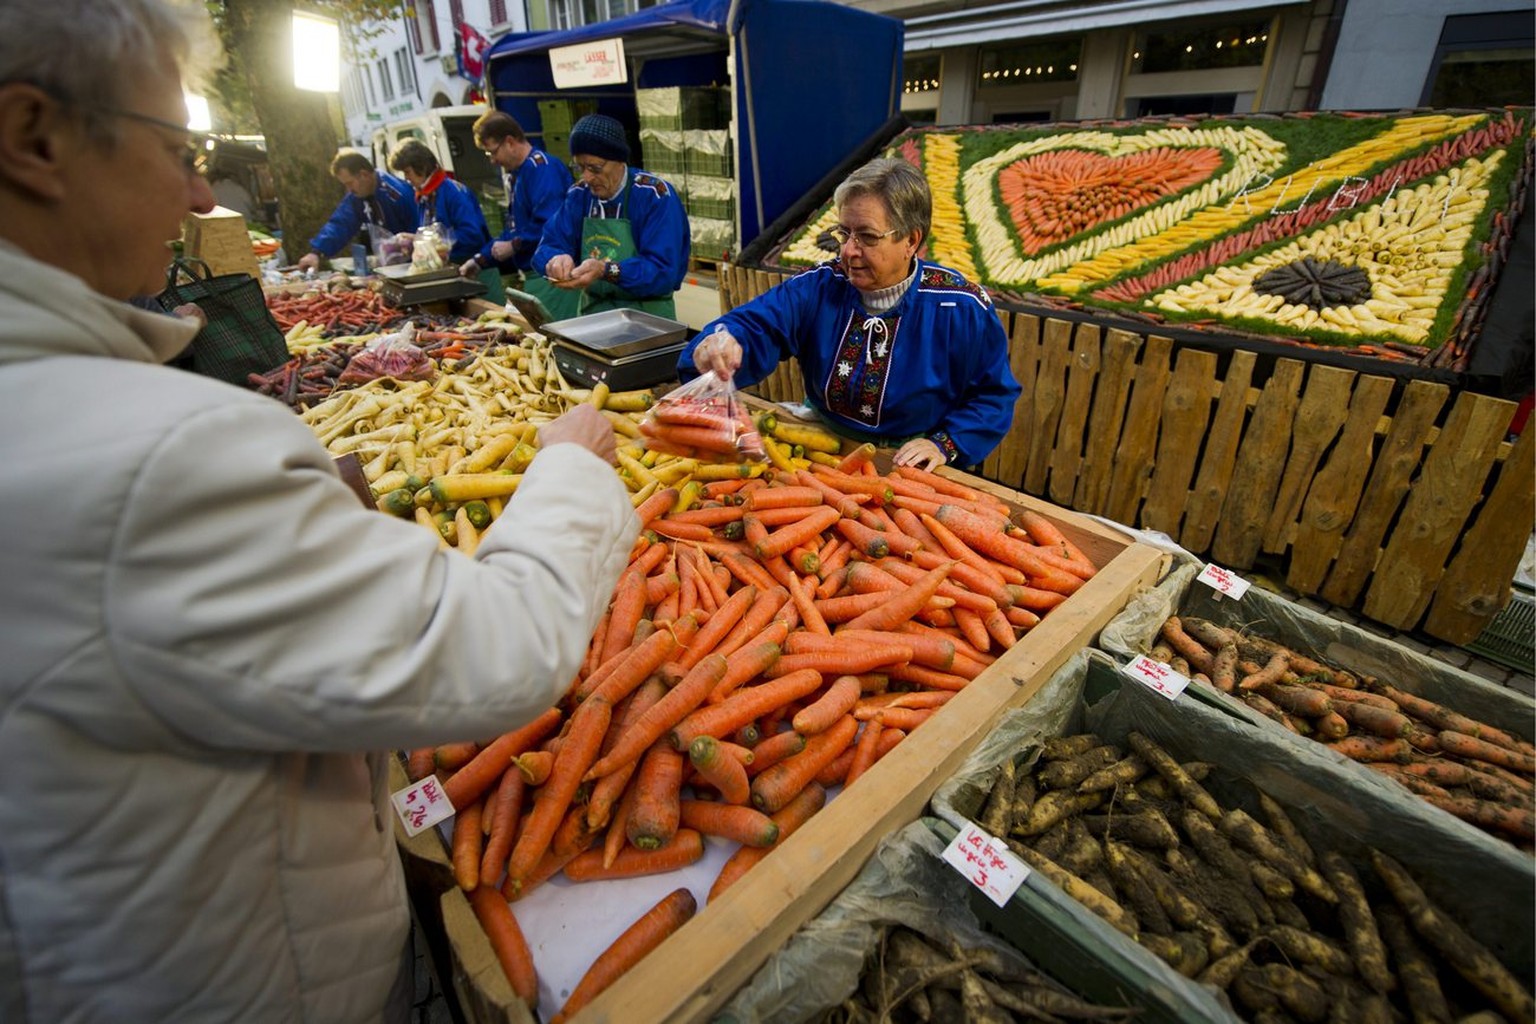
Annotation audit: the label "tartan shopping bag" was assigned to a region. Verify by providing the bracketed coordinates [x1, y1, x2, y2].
[158, 257, 289, 386]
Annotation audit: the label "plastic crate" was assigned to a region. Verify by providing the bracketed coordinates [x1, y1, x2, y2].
[643, 148, 687, 178]
[1465, 581, 1536, 675]
[537, 99, 597, 134]
[687, 195, 734, 220]
[635, 86, 727, 130]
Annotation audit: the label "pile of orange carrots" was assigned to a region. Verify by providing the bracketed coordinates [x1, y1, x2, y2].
[408, 452, 1100, 1018]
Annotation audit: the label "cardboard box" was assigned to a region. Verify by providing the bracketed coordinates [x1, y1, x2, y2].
[404, 467, 1167, 1023]
[181, 205, 259, 279]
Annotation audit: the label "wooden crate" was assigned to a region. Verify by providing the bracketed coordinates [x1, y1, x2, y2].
[718, 261, 1534, 646]
[409, 482, 1165, 1024]
[181, 206, 259, 279]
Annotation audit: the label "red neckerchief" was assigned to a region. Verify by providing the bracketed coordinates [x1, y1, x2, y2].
[416, 169, 449, 197]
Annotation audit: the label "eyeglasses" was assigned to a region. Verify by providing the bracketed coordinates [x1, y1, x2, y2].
[96, 105, 211, 176]
[478, 137, 507, 157]
[828, 225, 901, 249]
[574, 159, 610, 176]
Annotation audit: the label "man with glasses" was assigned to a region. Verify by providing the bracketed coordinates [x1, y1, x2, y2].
[0, 2, 637, 1021]
[683, 158, 1020, 471]
[532, 113, 690, 319]
[460, 110, 575, 319]
[297, 150, 419, 273]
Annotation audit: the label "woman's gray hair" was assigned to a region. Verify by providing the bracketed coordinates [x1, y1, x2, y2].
[834, 158, 932, 242]
[0, 0, 221, 139]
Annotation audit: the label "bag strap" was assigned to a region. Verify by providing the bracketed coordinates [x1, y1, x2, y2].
[165, 257, 214, 289]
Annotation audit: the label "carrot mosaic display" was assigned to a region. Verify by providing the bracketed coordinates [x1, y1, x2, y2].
[770, 110, 1533, 368]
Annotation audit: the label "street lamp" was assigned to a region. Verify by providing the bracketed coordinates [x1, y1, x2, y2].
[184, 93, 213, 131]
[292, 10, 340, 92]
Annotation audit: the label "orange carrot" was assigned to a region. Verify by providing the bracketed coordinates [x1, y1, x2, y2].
[745, 485, 824, 511]
[600, 568, 648, 665]
[875, 556, 998, 614]
[792, 675, 863, 735]
[768, 642, 915, 678]
[443, 707, 563, 810]
[752, 714, 859, 813]
[918, 512, 1007, 583]
[435, 740, 480, 772]
[705, 625, 792, 704]
[835, 442, 877, 474]
[833, 517, 891, 558]
[634, 487, 680, 528]
[809, 465, 893, 504]
[842, 561, 957, 632]
[586, 655, 729, 781]
[406, 747, 437, 782]
[787, 573, 831, 637]
[794, 468, 867, 519]
[1325, 735, 1412, 763]
[983, 607, 1017, 649]
[585, 678, 667, 831]
[579, 613, 698, 705]
[933, 505, 1083, 592]
[645, 572, 682, 606]
[550, 888, 697, 1024]
[755, 506, 842, 559]
[854, 691, 954, 717]
[1438, 730, 1536, 774]
[504, 697, 611, 894]
[680, 799, 780, 846]
[1004, 605, 1043, 630]
[626, 742, 685, 850]
[743, 729, 807, 776]
[669, 584, 755, 673]
[564, 828, 706, 882]
[844, 716, 884, 787]
[677, 668, 824, 749]
[689, 735, 752, 805]
[892, 464, 985, 501]
[452, 799, 485, 891]
[467, 886, 540, 1010]
[871, 707, 935, 732]
[720, 551, 780, 593]
[651, 519, 718, 542]
[952, 606, 991, 653]
[886, 662, 973, 691]
[791, 628, 955, 672]
[479, 767, 526, 884]
[709, 783, 827, 901]
[713, 589, 790, 661]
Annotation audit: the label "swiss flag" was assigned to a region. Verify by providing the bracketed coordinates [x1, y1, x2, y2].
[458, 23, 491, 82]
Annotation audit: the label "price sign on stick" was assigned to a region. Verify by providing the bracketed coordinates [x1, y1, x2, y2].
[1125, 654, 1190, 701]
[391, 776, 455, 837]
[941, 822, 1029, 906]
[1196, 563, 1251, 600]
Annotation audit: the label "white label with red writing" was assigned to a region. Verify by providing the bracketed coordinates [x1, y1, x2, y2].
[941, 822, 1029, 906]
[1196, 562, 1251, 600]
[391, 776, 456, 837]
[1125, 654, 1191, 701]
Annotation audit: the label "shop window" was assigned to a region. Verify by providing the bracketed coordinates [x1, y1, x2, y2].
[419, 0, 441, 53]
[395, 48, 415, 95]
[1129, 94, 1238, 117]
[903, 54, 942, 95]
[978, 36, 1081, 86]
[448, 0, 464, 28]
[489, 0, 508, 24]
[1423, 11, 1534, 107]
[1131, 19, 1269, 75]
[378, 58, 395, 102]
[404, 9, 423, 55]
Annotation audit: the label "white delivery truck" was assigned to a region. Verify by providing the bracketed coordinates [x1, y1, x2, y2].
[371, 105, 506, 230]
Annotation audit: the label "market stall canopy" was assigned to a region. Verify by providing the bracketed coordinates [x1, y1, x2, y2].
[484, 0, 905, 251]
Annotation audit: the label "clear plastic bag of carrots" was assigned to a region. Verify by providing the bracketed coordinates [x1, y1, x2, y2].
[638, 373, 765, 463]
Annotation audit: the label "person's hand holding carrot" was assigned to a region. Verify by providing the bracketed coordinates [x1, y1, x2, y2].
[539, 404, 618, 465]
[692, 325, 742, 379]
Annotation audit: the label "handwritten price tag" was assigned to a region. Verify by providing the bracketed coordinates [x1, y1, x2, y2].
[941, 822, 1029, 906]
[1125, 654, 1190, 701]
[1196, 563, 1251, 600]
[391, 776, 455, 838]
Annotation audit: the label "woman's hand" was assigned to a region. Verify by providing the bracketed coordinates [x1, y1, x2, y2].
[692, 327, 742, 379]
[537, 405, 618, 465]
[893, 437, 945, 472]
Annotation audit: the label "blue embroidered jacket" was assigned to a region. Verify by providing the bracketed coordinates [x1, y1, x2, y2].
[307, 171, 419, 258]
[480, 148, 571, 272]
[532, 169, 690, 299]
[416, 173, 492, 264]
[679, 259, 1021, 466]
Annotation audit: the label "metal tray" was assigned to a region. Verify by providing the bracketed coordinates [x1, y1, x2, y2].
[375, 263, 459, 283]
[540, 308, 690, 360]
[551, 339, 685, 391]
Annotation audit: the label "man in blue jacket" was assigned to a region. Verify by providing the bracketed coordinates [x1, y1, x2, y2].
[460, 111, 575, 319]
[297, 151, 418, 272]
[533, 114, 689, 319]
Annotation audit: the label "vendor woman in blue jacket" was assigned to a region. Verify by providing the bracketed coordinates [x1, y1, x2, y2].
[533, 114, 690, 320]
[388, 140, 498, 299]
[297, 151, 418, 272]
[683, 158, 1021, 471]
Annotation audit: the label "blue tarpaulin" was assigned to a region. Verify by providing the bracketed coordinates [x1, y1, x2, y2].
[484, 0, 903, 253]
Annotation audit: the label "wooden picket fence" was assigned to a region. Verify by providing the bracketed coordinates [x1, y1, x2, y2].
[717, 262, 1534, 645]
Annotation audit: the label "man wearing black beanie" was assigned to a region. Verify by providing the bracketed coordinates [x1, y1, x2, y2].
[533, 113, 690, 319]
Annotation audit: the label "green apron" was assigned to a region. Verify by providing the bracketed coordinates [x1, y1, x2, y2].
[577, 178, 677, 320]
[476, 265, 506, 304]
[520, 271, 582, 322]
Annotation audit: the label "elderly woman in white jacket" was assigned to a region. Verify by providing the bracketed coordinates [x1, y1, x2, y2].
[0, 3, 637, 1022]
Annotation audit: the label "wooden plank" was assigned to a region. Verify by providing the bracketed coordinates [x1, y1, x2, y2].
[1285, 374, 1395, 595]
[1047, 322, 1101, 508]
[1320, 381, 1450, 607]
[1104, 334, 1173, 528]
[981, 308, 1011, 480]
[1261, 364, 1356, 554]
[577, 539, 1167, 1024]
[1141, 347, 1217, 538]
[1074, 328, 1141, 517]
[1023, 318, 1073, 496]
[1179, 351, 1257, 554]
[1363, 392, 1516, 629]
[1210, 358, 1304, 569]
[994, 313, 1041, 491]
[1425, 424, 1536, 643]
